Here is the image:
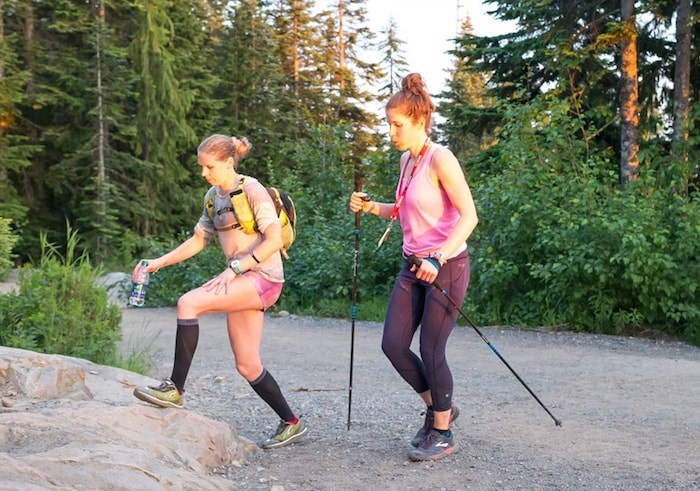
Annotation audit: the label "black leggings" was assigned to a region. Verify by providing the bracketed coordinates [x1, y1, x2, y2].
[381, 252, 470, 412]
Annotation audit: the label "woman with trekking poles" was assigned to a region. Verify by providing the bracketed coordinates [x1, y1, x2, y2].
[132, 134, 307, 449]
[349, 73, 478, 461]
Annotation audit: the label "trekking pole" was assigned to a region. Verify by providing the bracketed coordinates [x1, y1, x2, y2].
[406, 256, 563, 427]
[347, 193, 369, 430]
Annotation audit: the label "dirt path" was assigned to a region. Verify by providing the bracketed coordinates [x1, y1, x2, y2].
[120, 307, 699, 491]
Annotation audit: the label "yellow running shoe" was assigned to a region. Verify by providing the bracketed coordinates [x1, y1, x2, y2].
[261, 418, 307, 449]
[133, 379, 183, 409]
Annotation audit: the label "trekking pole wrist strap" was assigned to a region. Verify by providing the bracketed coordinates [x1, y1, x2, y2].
[425, 257, 441, 272]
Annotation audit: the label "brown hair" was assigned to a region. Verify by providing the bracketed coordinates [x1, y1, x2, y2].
[197, 134, 252, 168]
[386, 73, 436, 136]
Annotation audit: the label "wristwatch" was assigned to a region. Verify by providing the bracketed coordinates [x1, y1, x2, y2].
[229, 259, 243, 275]
[432, 252, 446, 267]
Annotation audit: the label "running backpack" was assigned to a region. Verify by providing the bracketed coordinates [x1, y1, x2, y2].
[205, 177, 297, 259]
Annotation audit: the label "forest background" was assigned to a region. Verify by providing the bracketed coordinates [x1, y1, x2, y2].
[0, 0, 699, 350]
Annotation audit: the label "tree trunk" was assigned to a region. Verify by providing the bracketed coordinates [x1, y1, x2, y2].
[292, 1, 300, 97]
[21, 0, 35, 95]
[0, 0, 5, 186]
[337, 0, 345, 92]
[619, 0, 639, 187]
[95, 1, 107, 253]
[20, 0, 40, 204]
[671, 0, 691, 187]
[0, 0, 4, 80]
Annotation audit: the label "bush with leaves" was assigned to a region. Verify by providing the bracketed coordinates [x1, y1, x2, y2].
[467, 99, 700, 345]
[270, 128, 404, 318]
[0, 227, 123, 365]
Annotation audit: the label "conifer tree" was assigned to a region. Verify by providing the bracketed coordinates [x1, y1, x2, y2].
[129, 0, 197, 236]
[462, 0, 621, 145]
[274, 0, 317, 99]
[320, 0, 382, 189]
[8, 0, 133, 257]
[438, 14, 493, 163]
[10, 0, 48, 254]
[0, 0, 33, 223]
[272, 0, 331, 137]
[162, 0, 223, 222]
[216, 0, 291, 179]
[376, 16, 408, 101]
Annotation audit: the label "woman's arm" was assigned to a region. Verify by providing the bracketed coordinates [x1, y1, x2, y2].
[237, 222, 283, 273]
[141, 233, 208, 274]
[432, 146, 479, 259]
[412, 147, 478, 283]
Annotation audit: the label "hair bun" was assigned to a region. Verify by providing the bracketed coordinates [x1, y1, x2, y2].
[402, 73, 425, 95]
[235, 136, 252, 158]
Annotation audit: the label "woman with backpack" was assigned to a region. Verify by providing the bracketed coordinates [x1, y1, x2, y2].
[132, 134, 306, 449]
[349, 73, 478, 461]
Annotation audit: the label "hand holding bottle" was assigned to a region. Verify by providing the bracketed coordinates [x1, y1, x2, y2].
[129, 260, 150, 307]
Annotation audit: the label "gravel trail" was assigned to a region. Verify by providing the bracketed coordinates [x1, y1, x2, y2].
[120, 308, 700, 491]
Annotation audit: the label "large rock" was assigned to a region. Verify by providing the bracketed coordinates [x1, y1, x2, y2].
[0, 347, 247, 490]
[95, 271, 132, 306]
[0, 269, 133, 306]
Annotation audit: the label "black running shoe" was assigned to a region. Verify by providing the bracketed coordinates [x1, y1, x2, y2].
[411, 404, 460, 447]
[408, 429, 456, 462]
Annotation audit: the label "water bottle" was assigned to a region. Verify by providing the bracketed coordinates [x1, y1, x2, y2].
[129, 260, 150, 307]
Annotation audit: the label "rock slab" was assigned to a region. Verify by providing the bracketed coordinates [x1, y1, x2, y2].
[0, 346, 247, 490]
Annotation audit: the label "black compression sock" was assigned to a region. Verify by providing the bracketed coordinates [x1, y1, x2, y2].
[170, 318, 199, 393]
[249, 368, 295, 422]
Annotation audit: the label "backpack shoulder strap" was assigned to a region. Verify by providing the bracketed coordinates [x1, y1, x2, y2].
[204, 186, 217, 221]
[230, 176, 257, 234]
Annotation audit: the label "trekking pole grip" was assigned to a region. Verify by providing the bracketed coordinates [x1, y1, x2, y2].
[406, 255, 422, 268]
[406, 255, 444, 291]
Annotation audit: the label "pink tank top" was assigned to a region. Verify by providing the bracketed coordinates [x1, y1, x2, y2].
[397, 143, 462, 257]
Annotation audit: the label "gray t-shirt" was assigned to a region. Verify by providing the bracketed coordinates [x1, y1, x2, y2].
[194, 176, 284, 283]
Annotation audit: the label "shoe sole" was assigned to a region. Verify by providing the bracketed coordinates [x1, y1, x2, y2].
[260, 426, 308, 450]
[133, 388, 183, 409]
[410, 405, 461, 448]
[408, 444, 457, 462]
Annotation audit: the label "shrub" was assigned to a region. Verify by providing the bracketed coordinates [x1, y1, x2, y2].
[0, 227, 123, 366]
[466, 99, 700, 345]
